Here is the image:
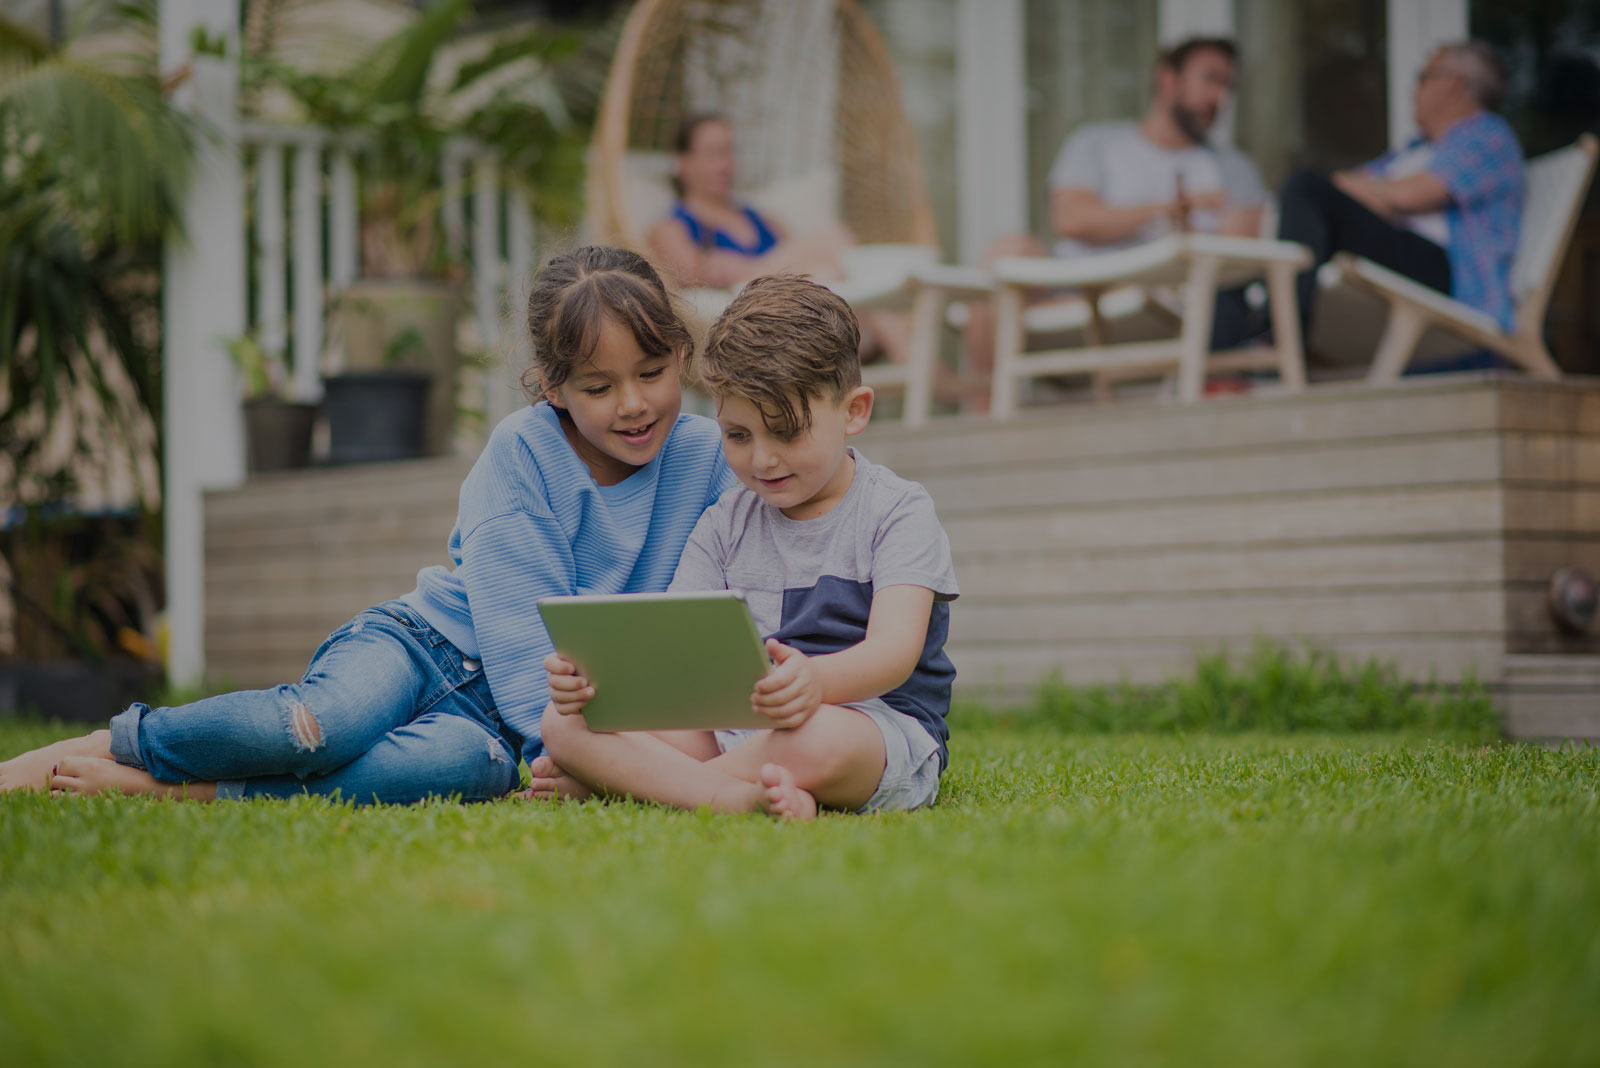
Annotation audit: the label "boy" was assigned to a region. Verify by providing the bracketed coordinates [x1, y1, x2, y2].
[532, 276, 958, 819]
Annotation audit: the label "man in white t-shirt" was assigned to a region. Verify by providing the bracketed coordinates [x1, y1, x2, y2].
[964, 38, 1269, 404]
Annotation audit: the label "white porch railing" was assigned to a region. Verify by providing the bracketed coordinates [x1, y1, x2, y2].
[237, 118, 535, 429]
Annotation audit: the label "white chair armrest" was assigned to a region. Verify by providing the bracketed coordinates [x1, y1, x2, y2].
[911, 264, 995, 298]
[1335, 254, 1502, 336]
[993, 235, 1310, 291]
[1182, 233, 1312, 267]
[992, 236, 1185, 287]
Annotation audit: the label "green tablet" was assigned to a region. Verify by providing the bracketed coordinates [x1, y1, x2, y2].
[536, 591, 773, 732]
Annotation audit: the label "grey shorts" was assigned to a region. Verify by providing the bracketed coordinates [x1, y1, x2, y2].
[714, 698, 942, 813]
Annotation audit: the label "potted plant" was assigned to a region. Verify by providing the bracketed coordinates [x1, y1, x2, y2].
[245, 0, 593, 457]
[225, 333, 319, 472]
[320, 326, 432, 465]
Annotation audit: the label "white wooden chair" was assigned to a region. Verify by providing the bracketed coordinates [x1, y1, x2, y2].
[1338, 133, 1598, 383]
[980, 234, 1312, 417]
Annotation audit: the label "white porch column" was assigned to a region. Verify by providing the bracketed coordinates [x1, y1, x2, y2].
[160, 0, 245, 686]
[1388, 0, 1469, 147]
[955, 0, 1025, 263]
[1157, 0, 1232, 41]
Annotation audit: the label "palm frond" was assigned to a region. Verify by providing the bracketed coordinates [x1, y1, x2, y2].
[0, 56, 192, 245]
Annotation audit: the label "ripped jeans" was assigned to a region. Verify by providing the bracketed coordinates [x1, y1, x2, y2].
[107, 601, 522, 805]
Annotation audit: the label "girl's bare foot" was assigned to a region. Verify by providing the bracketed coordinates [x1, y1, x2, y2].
[513, 754, 594, 802]
[757, 763, 817, 821]
[49, 756, 216, 801]
[0, 731, 113, 793]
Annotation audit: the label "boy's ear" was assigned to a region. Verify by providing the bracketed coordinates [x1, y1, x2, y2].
[843, 385, 874, 436]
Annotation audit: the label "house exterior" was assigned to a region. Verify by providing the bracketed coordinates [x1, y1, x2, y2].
[149, 0, 1595, 722]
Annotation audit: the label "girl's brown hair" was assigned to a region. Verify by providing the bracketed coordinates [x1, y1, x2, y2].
[520, 246, 693, 400]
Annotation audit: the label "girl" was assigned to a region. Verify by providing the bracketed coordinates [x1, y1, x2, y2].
[0, 246, 735, 804]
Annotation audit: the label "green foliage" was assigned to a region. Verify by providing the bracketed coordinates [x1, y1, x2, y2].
[967, 642, 1501, 739]
[245, 0, 600, 277]
[0, 0, 192, 505]
[382, 325, 428, 367]
[1, 725, 1597, 1066]
[223, 333, 275, 398]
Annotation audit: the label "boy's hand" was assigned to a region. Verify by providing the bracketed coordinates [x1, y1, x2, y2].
[544, 652, 593, 716]
[751, 639, 822, 729]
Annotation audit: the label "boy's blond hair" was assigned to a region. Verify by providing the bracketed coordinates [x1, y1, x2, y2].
[700, 275, 861, 436]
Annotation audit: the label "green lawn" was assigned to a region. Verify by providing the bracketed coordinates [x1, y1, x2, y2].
[2, 713, 1597, 1066]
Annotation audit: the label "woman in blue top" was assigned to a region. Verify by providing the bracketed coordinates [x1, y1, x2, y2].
[649, 114, 909, 364]
[649, 113, 857, 290]
[1, 247, 737, 805]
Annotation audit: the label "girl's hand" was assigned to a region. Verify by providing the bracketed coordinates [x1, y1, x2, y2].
[544, 652, 593, 716]
[751, 639, 822, 729]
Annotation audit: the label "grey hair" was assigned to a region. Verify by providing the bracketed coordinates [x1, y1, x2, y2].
[1438, 41, 1507, 111]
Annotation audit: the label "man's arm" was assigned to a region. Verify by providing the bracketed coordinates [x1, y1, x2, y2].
[1051, 187, 1182, 245]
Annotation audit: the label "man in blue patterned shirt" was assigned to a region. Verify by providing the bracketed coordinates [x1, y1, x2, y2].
[1278, 42, 1525, 336]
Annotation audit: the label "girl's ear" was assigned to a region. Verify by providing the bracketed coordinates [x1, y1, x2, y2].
[538, 376, 564, 409]
[843, 385, 875, 436]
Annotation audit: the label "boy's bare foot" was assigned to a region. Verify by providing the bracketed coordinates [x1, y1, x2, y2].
[513, 754, 594, 803]
[0, 731, 113, 793]
[757, 763, 817, 821]
[49, 756, 216, 801]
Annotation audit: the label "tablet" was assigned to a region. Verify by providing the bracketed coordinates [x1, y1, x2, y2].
[536, 591, 773, 732]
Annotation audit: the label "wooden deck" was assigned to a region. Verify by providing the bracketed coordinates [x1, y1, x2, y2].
[204, 373, 1600, 741]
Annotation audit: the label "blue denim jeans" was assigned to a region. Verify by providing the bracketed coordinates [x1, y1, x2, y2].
[108, 602, 522, 805]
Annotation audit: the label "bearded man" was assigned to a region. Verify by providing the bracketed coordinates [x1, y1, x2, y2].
[964, 37, 1270, 395]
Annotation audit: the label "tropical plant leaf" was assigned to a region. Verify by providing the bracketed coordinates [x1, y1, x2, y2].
[0, 2, 186, 513]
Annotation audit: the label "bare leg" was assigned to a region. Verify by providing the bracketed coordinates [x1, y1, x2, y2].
[961, 233, 1050, 412]
[705, 704, 886, 812]
[860, 309, 913, 366]
[49, 755, 218, 801]
[0, 730, 113, 793]
[540, 711, 804, 817]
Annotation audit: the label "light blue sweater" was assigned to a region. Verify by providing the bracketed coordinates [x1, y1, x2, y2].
[404, 402, 734, 759]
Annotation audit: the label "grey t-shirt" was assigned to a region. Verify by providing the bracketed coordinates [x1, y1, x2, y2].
[669, 449, 960, 767]
[1048, 120, 1267, 257]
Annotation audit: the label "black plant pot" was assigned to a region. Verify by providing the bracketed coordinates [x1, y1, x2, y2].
[243, 397, 319, 473]
[321, 371, 433, 464]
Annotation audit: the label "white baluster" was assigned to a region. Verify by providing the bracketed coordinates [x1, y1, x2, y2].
[291, 140, 324, 400]
[254, 142, 286, 387]
[442, 148, 466, 262]
[330, 149, 358, 290]
[472, 152, 502, 431]
[501, 190, 535, 424]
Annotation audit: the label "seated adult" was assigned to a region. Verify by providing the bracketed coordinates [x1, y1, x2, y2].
[1277, 42, 1524, 338]
[649, 114, 854, 289]
[964, 37, 1269, 393]
[648, 113, 907, 362]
